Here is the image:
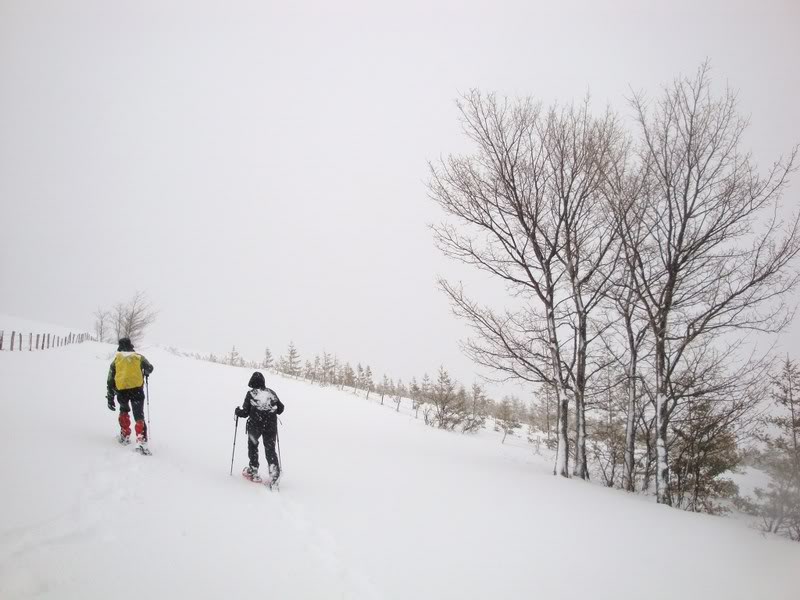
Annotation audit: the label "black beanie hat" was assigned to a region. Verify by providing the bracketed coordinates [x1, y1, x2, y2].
[118, 337, 134, 352]
[248, 371, 266, 389]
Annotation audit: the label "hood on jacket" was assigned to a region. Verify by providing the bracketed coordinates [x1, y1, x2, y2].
[248, 371, 266, 389]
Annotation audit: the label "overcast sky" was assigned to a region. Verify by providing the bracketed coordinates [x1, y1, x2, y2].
[1, 0, 798, 397]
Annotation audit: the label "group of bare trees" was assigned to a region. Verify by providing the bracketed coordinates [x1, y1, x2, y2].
[94, 292, 157, 346]
[430, 63, 800, 512]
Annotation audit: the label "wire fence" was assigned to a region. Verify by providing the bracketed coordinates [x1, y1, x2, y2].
[0, 330, 94, 352]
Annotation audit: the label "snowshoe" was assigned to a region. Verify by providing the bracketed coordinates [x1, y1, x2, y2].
[117, 434, 131, 446]
[134, 443, 152, 456]
[242, 467, 262, 483]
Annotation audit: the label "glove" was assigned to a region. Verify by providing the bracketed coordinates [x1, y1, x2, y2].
[107, 397, 116, 411]
[234, 407, 244, 418]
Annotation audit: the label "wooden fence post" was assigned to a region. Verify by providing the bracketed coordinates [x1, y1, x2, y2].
[29, 333, 32, 351]
[46, 334, 50, 348]
[36, 334, 40, 349]
[11, 331, 15, 351]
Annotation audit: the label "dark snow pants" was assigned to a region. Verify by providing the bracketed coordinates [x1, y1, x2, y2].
[247, 421, 279, 475]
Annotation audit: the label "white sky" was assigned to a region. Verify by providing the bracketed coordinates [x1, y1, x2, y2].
[1, 0, 798, 398]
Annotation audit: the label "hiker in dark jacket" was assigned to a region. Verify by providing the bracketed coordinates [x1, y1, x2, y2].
[107, 337, 154, 451]
[235, 371, 284, 484]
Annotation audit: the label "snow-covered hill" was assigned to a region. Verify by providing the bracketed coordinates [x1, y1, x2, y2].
[0, 339, 798, 599]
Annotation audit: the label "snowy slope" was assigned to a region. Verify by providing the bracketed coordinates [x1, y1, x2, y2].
[1, 341, 798, 600]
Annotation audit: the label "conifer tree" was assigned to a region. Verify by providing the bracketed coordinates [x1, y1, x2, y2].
[394, 378, 406, 412]
[381, 375, 390, 405]
[286, 342, 301, 377]
[755, 357, 800, 539]
[344, 363, 356, 390]
[364, 366, 374, 399]
[322, 353, 333, 385]
[356, 363, 364, 391]
[262, 347, 274, 370]
[429, 367, 464, 430]
[419, 373, 432, 419]
[496, 397, 521, 443]
[226, 346, 243, 367]
[313, 355, 321, 383]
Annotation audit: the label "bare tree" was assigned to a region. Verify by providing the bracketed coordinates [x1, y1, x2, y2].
[615, 64, 800, 505]
[601, 258, 653, 491]
[430, 91, 627, 478]
[106, 291, 157, 345]
[94, 308, 111, 343]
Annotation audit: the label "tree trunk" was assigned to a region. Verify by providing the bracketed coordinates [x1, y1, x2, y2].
[655, 389, 671, 505]
[623, 363, 637, 492]
[545, 387, 552, 443]
[546, 305, 570, 478]
[555, 385, 570, 477]
[574, 393, 589, 479]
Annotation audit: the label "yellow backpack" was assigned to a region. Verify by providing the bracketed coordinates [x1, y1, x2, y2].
[114, 353, 144, 390]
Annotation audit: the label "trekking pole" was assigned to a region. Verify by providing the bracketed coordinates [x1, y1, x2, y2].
[276, 421, 283, 473]
[229, 416, 239, 476]
[145, 375, 151, 440]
